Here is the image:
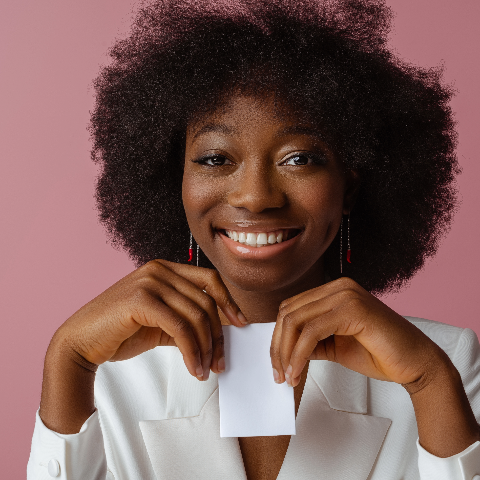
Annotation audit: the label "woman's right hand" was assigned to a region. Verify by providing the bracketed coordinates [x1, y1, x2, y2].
[53, 259, 247, 380]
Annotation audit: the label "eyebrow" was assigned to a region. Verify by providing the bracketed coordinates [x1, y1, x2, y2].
[191, 123, 238, 141]
[191, 123, 325, 142]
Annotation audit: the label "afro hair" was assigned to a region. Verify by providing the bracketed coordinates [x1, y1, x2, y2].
[89, 0, 459, 294]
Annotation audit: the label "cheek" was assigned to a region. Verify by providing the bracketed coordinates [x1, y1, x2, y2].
[300, 177, 345, 223]
[182, 175, 212, 215]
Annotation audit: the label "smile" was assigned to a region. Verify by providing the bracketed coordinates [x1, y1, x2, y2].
[217, 228, 303, 259]
[223, 229, 300, 247]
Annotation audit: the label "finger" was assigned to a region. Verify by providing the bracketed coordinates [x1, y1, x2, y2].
[154, 260, 247, 327]
[153, 285, 214, 381]
[137, 293, 204, 380]
[279, 277, 362, 313]
[149, 268, 226, 375]
[270, 319, 285, 384]
[288, 307, 365, 383]
[278, 290, 360, 385]
[279, 302, 315, 386]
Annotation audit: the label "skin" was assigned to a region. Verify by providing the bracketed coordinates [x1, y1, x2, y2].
[39, 93, 480, 479]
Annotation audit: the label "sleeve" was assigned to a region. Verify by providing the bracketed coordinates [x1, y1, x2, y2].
[27, 409, 109, 480]
[417, 327, 480, 480]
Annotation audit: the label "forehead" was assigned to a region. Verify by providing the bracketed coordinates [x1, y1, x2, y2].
[186, 93, 322, 142]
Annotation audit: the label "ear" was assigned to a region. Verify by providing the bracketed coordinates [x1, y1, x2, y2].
[343, 169, 361, 215]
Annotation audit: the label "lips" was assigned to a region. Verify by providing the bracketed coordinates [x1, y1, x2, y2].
[217, 227, 303, 259]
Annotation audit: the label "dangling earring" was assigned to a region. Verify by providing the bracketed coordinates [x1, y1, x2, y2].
[188, 232, 193, 262]
[188, 232, 201, 267]
[340, 217, 343, 275]
[347, 213, 351, 264]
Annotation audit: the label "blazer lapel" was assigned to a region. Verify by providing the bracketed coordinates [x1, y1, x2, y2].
[139, 358, 391, 480]
[139, 388, 247, 480]
[277, 361, 392, 480]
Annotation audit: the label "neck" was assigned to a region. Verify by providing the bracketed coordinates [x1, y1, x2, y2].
[219, 261, 325, 325]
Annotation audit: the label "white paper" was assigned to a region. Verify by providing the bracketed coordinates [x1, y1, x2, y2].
[218, 323, 296, 437]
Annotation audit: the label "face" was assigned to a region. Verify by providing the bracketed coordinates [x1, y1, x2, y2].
[182, 94, 358, 293]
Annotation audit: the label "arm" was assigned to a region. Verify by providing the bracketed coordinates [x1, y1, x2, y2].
[39, 333, 98, 434]
[404, 349, 480, 457]
[27, 333, 107, 480]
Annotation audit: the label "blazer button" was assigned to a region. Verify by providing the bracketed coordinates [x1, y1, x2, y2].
[47, 458, 60, 477]
[472, 476, 480, 480]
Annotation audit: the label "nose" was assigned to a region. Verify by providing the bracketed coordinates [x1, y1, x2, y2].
[227, 162, 286, 213]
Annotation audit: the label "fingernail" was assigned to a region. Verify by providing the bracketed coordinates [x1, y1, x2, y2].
[272, 368, 280, 383]
[285, 365, 293, 377]
[196, 366, 204, 379]
[237, 311, 248, 325]
[203, 368, 210, 381]
[218, 356, 225, 373]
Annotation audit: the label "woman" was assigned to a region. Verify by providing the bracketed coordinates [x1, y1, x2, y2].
[28, 0, 480, 479]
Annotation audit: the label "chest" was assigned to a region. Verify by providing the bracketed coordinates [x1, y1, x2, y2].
[239, 435, 292, 480]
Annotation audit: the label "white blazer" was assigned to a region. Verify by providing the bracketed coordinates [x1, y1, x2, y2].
[28, 317, 480, 480]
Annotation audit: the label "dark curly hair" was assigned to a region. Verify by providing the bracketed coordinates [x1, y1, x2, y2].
[89, 0, 459, 295]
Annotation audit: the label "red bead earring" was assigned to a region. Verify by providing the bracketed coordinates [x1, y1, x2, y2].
[340, 213, 351, 275]
[188, 232, 193, 262]
[188, 232, 200, 266]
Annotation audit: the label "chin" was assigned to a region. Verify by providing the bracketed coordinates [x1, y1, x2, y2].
[215, 259, 319, 293]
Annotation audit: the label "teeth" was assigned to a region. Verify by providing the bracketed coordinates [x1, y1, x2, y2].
[223, 229, 296, 247]
[246, 233, 257, 246]
[256, 233, 268, 245]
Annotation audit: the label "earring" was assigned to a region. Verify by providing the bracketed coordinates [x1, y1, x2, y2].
[188, 232, 201, 267]
[188, 232, 193, 262]
[340, 213, 352, 275]
[347, 213, 351, 264]
[340, 217, 343, 275]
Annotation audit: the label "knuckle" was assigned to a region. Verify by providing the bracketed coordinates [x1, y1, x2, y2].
[336, 277, 356, 289]
[208, 269, 221, 283]
[302, 320, 318, 337]
[135, 272, 158, 289]
[184, 344, 201, 362]
[203, 346, 214, 358]
[213, 333, 225, 348]
[191, 308, 211, 327]
[128, 287, 153, 307]
[336, 288, 359, 302]
[270, 344, 281, 359]
[278, 299, 289, 311]
[140, 260, 163, 275]
[282, 312, 296, 328]
[201, 294, 217, 312]
[344, 296, 363, 311]
[172, 317, 191, 336]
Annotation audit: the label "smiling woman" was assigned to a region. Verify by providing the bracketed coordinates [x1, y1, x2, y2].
[27, 1, 480, 479]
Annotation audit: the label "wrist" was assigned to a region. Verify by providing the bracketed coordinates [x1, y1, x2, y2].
[405, 350, 480, 457]
[39, 330, 98, 434]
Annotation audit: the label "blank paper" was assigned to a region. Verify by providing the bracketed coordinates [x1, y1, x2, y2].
[218, 323, 296, 437]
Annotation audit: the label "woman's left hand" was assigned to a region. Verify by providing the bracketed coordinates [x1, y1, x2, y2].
[270, 277, 449, 389]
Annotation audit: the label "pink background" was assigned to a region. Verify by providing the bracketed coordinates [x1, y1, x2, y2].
[1, 0, 479, 475]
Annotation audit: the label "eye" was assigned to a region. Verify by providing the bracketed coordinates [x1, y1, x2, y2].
[193, 154, 234, 167]
[281, 153, 327, 166]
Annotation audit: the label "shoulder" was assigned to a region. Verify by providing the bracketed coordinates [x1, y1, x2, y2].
[404, 316, 480, 394]
[404, 316, 466, 357]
